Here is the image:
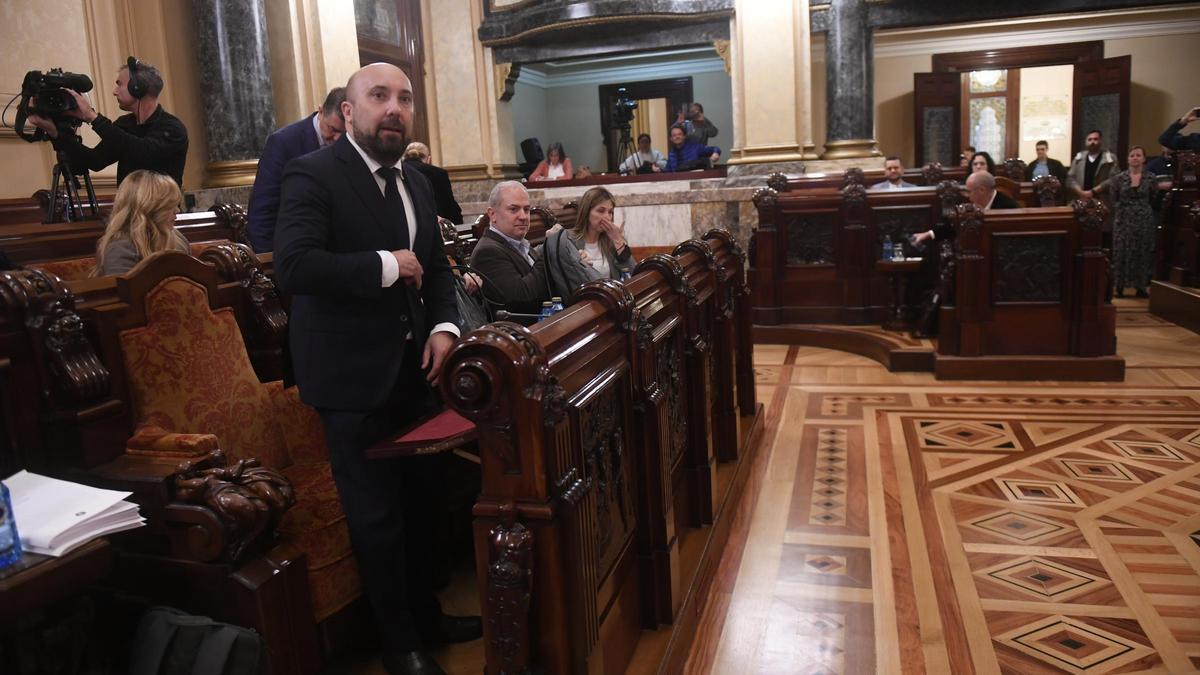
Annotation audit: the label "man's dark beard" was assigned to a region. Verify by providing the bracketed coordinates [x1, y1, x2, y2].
[354, 118, 407, 165]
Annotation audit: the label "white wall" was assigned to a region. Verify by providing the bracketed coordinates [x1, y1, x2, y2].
[510, 79, 547, 162]
[692, 69, 734, 154]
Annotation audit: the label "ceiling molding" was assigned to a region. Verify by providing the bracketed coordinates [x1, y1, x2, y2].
[517, 56, 727, 90]
[810, 10, 1200, 62]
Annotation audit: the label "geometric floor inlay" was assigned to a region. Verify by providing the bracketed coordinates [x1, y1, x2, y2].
[1104, 438, 1190, 463]
[993, 615, 1155, 673]
[917, 419, 1019, 450]
[976, 556, 1110, 601]
[809, 428, 849, 527]
[804, 554, 849, 576]
[995, 477, 1086, 507]
[1056, 458, 1143, 484]
[966, 510, 1071, 544]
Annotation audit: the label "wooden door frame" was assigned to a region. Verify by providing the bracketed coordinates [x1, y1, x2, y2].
[932, 41, 1104, 73]
[357, 0, 430, 147]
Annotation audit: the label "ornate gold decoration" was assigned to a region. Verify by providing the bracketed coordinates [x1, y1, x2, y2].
[205, 160, 259, 188]
[713, 40, 731, 74]
[494, 62, 521, 101]
[820, 139, 882, 160]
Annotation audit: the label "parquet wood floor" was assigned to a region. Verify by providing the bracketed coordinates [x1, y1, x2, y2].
[688, 303, 1200, 674]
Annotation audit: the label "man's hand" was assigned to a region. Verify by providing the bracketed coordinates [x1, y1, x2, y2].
[24, 113, 58, 138]
[391, 249, 423, 289]
[1181, 108, 1199, 126]
[651, 165, 662, 173]
[422, 330, 456, 385]
[1081, 189, 1095, 199]
[912, 231, 933, 245]
[463, 272, 483, 295]
[63, 89, 97, 123]
[710, 152, 720, 164]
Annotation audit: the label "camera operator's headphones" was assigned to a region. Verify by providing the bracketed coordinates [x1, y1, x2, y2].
[126, 56, 148, 99]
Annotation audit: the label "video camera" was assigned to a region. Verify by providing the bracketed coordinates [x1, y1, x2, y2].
[611, 87, 638, 128]
[14, 68, 94, 142]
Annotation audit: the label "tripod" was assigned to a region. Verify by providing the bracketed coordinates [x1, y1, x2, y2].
[46, 141, 98, 224]
[615, 123, 638, 174]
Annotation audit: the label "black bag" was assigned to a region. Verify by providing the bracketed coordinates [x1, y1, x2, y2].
[129, 606, 268, 675]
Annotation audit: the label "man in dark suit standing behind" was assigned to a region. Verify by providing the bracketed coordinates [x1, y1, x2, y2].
[274, 63, 478, 675]
[247, 87, 346, 252]
[403, 141, 463, 224]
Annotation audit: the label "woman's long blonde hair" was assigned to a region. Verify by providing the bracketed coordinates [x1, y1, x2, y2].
[570, 186, 618, 261]
[93, 170, 187, 276]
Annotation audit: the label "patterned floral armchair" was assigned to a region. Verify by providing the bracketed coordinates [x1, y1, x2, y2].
[86, 250, 360, 670]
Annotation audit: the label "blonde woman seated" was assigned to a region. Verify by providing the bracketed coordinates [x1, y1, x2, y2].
[544, 187, 636, 299]
[94, 169, 189, 276]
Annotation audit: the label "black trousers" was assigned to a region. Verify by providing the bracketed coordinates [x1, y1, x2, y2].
[317, 341, 445, 654]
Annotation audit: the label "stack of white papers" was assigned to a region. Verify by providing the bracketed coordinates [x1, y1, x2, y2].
[4, 470, 145, 557]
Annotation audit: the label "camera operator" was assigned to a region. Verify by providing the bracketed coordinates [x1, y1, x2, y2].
[25, 58, 188, 186]
[675, 102, 718, 146]
[619, 133, 666, 175]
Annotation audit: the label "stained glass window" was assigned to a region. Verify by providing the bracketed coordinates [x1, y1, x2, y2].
[970, 97, 1006, 161]
[969, 70, 1007, 94]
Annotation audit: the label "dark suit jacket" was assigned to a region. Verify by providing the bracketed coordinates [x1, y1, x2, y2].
[932, 191, 1020, 240]
[274, 135, 459, 411]
[403, 159, 463, 224]
[248, 113, 321, 252]
[1024, 158, 1068, 183]
[469, 228, 548, 317]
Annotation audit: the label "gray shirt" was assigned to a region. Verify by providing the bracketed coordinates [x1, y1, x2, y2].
[98, 236, 189, 276]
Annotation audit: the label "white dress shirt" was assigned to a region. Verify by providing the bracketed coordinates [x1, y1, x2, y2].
[311, 113, 329, 147]
[345, 133, 459, 338]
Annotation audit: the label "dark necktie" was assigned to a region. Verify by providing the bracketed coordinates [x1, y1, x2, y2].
[376, 166, 410, 249]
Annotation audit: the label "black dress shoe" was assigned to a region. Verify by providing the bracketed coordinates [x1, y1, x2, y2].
[421, 614, 483, 644]
[383, 650, 447, 675]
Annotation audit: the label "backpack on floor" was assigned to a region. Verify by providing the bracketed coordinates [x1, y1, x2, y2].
[129, 606, 268, 675]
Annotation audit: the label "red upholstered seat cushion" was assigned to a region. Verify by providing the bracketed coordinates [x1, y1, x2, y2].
[30, 257, 98, 281]
[276, 461, 360, 621]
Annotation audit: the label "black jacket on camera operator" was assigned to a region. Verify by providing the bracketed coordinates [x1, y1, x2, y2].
[27, 58, 188, 187]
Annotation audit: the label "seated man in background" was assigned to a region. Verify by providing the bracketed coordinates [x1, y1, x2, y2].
[1158, 106, 1200, 152]
[404, 141, 463, 224]
[619, 133, 666, 174]
[664, 124, 720, 172]
[870, 156, 915, 190]
[247, 87, 345, 252]
[911, 171, 1018, 245]
[1146, 145, 1175, 178]
[469, 181, 550, 320]
[1024, 140, 1068, 183]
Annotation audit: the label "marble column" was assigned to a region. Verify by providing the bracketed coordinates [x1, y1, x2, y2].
[821, 0, 880, 159]
[191, 0, 276, 187]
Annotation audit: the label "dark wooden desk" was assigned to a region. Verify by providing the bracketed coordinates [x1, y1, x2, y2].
[525, 166, 726, 189]
[0, 539, 114, 623]
[875, 258, 922, 331]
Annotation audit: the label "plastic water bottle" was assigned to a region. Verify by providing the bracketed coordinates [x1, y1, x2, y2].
[0, 480, 21, 569]
[882, 235, 893, 261]
[551, 297, 564, 314]
[620, 271, 632, 282]
[893, 239, 905, 261]
[540, 301, 554, 320]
